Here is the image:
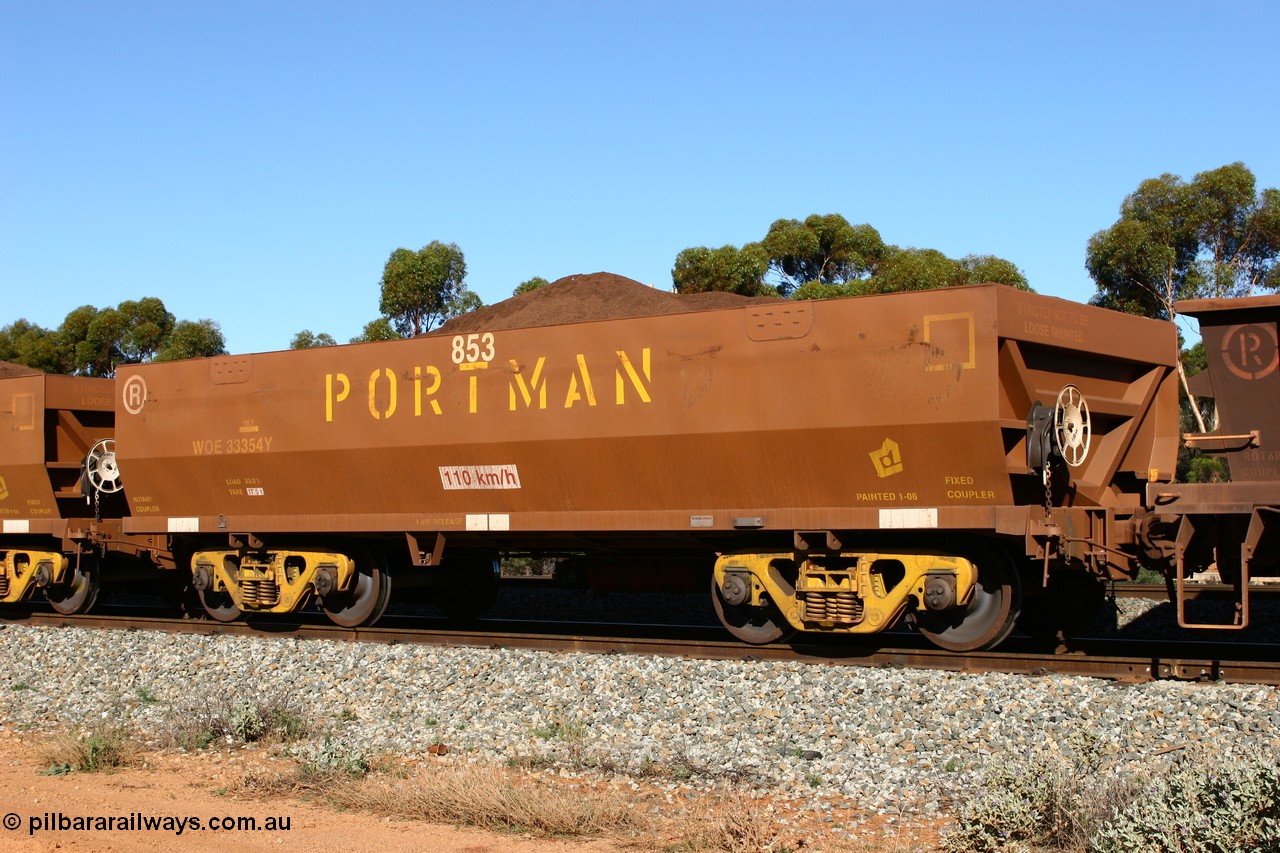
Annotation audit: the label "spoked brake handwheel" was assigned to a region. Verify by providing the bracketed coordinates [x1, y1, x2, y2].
[85, 439, 124, 493]
[1053, 385, 1091, 468]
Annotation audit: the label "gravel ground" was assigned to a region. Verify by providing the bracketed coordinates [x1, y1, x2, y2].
[3, 597, 1279, 826]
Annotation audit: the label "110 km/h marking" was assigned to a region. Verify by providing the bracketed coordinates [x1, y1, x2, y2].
[439, 464, 522, 490]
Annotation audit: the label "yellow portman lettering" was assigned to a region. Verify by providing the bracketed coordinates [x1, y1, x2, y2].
[325, 347, 653, 422]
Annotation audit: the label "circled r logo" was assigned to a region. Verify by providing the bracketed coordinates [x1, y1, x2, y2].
[1221, 323, 1278, 381]
[122, 375, 148, 415]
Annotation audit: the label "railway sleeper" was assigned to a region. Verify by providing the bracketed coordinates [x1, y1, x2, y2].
[191, 550, 357, 614]
[0, 550, 70, 604]
[714, 552, 979, 640]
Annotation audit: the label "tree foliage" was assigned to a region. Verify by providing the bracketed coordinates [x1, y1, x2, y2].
[871, 250, 1030, 293]
[1087, 162, 1280, 319]
[1, 299, 221, 375]
[960, 255, 1029, 289]
[762, 214, 886, 293]
[673, 213, 1028, 297]
[61, 305, 118, 377]
[1086, 162, 1280, 432]
[290, 330, 338, 349]
[791, 281, 867, 301]
[154, 319, 227, 362]
[57, 299, 179, 376]
[0, 319, 68, 373]
[350, 318, 399, 344]
[672, 244, 773, 296]
[115, 297, 176, 363]
[514, 276, 551, 297]
[873, 248, 960, 293]
[445, 289, 483, 319]
[378, 241, 470, 336]
[1175, 341, 1226, 482]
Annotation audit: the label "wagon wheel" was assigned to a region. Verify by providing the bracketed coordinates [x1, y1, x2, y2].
[915, 545, 1020, 652]
[193, 557, 243, 622]
[321, 551, 388, 628]
[199, 587, 243, 622]
[368, 559, 394, 624]
[435, 556, 499, 621]
[711, 575, 794, 645]
[46, 554, 101, 615]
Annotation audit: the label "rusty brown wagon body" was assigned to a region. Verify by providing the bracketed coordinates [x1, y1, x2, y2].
[0, 370, 140, 612]
[1147, 294, 1280, 628]
[109, 283, 1182, 647]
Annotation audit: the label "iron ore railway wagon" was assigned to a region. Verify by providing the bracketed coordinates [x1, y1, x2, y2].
[2, 279, 1277, 652]
[0, 367, 169, 613]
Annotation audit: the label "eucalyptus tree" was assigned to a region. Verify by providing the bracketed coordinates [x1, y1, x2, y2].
[115, 297, 175, 364]
[514, 276, 551, 297]
[0, 319, 67, 373]
[1088, 162, 1279, 315]
[350, 318, 399, 344]
[154, 319, 227, 362]
[378, 241, 470, 336]
[958, 255, 1030, 290]
[671, 244, 772, 296]
[1086, 162, 1280, 429]
[673, 213, 1027, 297]
[761, 214, 886, 294]
[290, 330, 338, 349]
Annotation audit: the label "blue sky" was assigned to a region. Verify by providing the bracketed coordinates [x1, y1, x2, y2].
[3, 1, 1278, 355]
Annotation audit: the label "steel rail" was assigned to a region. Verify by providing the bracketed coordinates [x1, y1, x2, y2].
[1111, 582, 1280, 600]
[5, 610, 1279, 686]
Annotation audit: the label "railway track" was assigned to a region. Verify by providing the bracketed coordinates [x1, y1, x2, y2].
[6, 607, 1279, 686]
[1111, 582, 1280, 600]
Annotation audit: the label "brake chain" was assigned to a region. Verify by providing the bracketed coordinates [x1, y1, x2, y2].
[1043, 461, 1053, 518]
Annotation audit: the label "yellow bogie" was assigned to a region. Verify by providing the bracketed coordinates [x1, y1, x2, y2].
[0, 550, 69, 604]
[192, 550, 356, 614]
[713, 551, 978, 635]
